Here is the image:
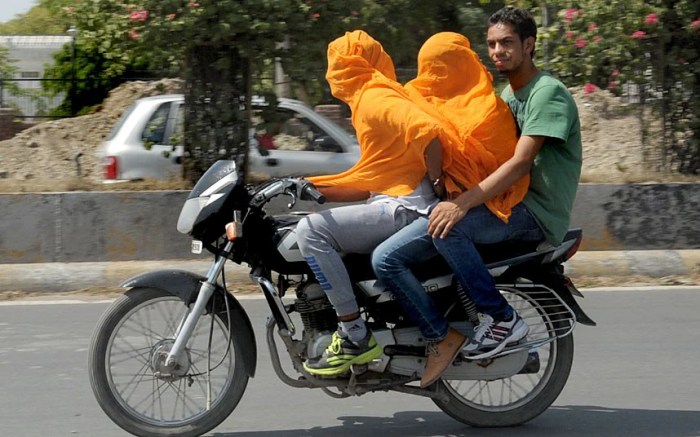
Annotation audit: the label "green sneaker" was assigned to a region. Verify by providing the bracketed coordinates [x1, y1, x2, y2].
[304, 331, 382, 376]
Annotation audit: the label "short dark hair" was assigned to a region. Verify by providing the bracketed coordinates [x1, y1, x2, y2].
[488, 7, 538, 56]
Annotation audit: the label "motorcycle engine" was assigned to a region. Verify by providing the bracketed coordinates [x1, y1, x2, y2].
[295, 282, 337, 358]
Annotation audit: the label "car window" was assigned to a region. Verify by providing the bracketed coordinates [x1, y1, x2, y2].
[169, 104, 184, 146]
[106, 103, 137, 140]
[141, 102, 171, 145]
[253, 108, 343, 153]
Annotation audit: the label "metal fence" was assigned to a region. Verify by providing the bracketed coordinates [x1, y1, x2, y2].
[0, 78, 93, 120]
[0, 78, 72, 119]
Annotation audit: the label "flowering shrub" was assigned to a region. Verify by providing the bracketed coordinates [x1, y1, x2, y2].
[539, 0, 699, 174]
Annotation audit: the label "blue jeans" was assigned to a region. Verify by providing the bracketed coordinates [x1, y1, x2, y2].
[432, 204, 544, 321]
[371, 203, 543, 341]
[372, 216, 449, 341]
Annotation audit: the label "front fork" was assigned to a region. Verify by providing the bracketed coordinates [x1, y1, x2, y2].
[164, 240, 235, 370]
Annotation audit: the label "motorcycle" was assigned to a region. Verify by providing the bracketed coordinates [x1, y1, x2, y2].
[88, 160, 596, 437]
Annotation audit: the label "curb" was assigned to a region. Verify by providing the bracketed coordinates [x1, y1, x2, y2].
[0, 260, 247, 293]
[0, 250, 698, 293]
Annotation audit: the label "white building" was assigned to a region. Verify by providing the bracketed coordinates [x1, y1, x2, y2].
[0, 35, 72, 117]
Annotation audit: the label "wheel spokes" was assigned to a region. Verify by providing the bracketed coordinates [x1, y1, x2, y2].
[106, 296, 236, 425]
[444, 289, 558, 410]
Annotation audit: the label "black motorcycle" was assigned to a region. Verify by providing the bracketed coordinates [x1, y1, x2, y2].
[88, 160, 595, 437]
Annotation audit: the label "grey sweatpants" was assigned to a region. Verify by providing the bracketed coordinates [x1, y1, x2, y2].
[295, 203, 419, 316]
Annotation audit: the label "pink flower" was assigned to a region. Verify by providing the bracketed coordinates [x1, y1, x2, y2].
[565, 31, 575, 40]
[631, 30, 646, 39]
[128, 29, 139, 40]
[583, 83, 598, 94]
[691, 19, 700, 29]
[187, 2, 200, 7]
[564, 8, 577, 22]
[593, 36, 602, 43]
[166, 13, 177, 20]
[310, 12, 320, 20]
[644, 13, 659, 26]
[575, 39, 587, 48]
[129, 10, 148, 22]
[611, 70, 620, 78]
[607, 81, 617, 90]
[588, 23, 597, 32]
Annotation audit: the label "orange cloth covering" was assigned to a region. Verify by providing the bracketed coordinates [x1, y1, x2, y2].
[308, 30, 441, 196]
[405, 32, 529, 222]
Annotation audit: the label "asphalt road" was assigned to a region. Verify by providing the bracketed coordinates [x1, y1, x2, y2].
[1, 288, 699, 437]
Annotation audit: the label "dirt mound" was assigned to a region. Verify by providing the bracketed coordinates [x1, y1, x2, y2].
[0, 79, 693, 192]
[0, 79, 185, 191]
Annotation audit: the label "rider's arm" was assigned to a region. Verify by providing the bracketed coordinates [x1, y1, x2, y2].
[316, 186, 371, 202]
[428, 134, 545, 238]
[424, 137, 445, 197]
[314, 136, 443, 203]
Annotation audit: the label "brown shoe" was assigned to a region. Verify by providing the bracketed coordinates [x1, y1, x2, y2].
[420, 328, 467, 388]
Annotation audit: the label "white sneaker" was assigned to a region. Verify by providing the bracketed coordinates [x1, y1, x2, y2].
[464, 312, 529, 360]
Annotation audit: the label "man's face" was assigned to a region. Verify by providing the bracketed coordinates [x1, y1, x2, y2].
[486, 22, 531, 74]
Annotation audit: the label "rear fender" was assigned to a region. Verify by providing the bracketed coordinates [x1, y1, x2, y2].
[121, 269, 257, 377]
[539, 272, 597, 327]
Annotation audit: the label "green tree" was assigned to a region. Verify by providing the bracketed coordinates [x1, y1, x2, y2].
[0, 0, 74, 34]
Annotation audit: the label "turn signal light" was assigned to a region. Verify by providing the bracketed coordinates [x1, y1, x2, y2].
[225, 222, 239, 241]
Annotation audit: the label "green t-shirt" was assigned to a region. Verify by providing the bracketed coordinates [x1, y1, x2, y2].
[501, 72, 582, 245]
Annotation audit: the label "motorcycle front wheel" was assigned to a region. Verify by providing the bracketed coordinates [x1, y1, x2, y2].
[433, 287, 574, 427]
[88, 287, 249, 437]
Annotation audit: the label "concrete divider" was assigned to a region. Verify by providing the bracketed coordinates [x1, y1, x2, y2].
[0, 183, 698, 264]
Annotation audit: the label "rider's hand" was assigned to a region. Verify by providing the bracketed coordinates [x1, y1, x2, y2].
[428, 201, 468, 239]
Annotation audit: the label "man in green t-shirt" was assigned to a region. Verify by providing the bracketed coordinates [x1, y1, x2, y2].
[371, 6, 581, 386]
[426, 7, 581, 358]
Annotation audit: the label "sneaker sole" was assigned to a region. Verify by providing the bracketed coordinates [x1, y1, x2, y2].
[303, 345, 383, 376]
[465, 322, 530, 361]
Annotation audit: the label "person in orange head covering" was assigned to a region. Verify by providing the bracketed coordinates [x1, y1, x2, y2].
[297, 30, 450, 377]
[308, 30, 444, 197]
[372, 32, 541, 388]
[405, 31, 528, 221]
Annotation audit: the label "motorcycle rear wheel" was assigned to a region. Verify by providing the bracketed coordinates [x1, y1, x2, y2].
[433, 288, 574, 427]
[88, 287, 249, 437]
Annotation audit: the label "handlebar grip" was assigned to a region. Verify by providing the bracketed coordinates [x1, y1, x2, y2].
[307, 188, 326, 204]
[297, 179, 326, 204]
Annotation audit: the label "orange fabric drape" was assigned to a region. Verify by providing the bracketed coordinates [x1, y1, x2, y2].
[310, 31, 528, 222]
[406, 32, 529, 222]
[308, 30, 441, 196]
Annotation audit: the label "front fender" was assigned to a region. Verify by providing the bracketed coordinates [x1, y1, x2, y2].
[121, 269, 257, 377]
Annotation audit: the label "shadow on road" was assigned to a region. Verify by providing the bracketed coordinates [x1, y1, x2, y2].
[212, 405, 700, 437]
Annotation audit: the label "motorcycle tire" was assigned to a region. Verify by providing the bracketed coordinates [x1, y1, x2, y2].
[88, 287, 249, 437]
[433, 288, 575, 427]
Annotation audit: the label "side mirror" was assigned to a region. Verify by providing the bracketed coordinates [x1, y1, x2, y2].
[313, 136, 343, 153]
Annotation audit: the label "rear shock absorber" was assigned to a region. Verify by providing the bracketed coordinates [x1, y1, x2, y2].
[455, 282, 479, 323]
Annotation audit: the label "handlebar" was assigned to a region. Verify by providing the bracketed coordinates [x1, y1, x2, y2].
[251, 177, 325, 209]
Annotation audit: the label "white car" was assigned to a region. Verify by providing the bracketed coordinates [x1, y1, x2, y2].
[98, 94, 359, 181]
